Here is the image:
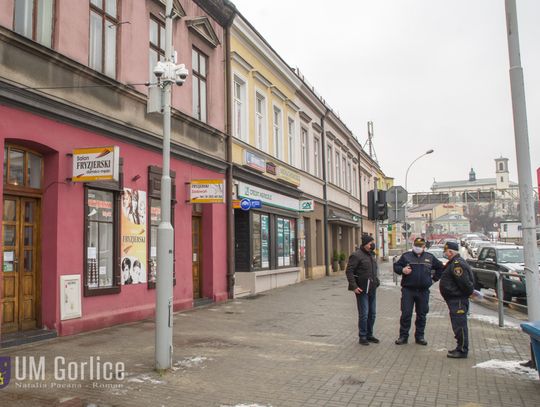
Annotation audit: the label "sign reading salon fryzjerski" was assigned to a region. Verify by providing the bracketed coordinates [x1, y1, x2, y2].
[72, 146, 120, 182]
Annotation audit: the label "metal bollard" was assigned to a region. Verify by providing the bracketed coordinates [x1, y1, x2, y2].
[497, 272, 504, 327]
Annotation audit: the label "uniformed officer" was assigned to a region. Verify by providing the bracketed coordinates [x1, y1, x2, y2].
[393, 237, 444, 345]
[436, 241, 474, 359]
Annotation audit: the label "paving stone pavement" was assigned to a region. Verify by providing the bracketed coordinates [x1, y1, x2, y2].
[1, 263, 539, 407]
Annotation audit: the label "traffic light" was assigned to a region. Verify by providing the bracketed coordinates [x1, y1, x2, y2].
[377, 190, 388, 220]
[368, 190, 376, 220]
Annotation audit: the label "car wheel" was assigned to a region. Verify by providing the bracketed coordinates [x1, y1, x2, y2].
[503, 290, 512, 305]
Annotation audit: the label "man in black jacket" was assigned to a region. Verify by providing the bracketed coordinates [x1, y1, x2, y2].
[438, 241, 474, 359]
[346, 234, 380, 346]
[393, 238, 444, 345]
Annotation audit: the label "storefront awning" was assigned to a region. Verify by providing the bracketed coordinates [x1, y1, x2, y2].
[328, 209, 360, 226]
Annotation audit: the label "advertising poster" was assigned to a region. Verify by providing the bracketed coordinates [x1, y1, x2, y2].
[261, 215, 269, 268]
[121, 188, 147, 285]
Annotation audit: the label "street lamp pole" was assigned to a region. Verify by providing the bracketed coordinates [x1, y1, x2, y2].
[154, 0, 189, 371]
[404, 149, 434, 250]
[505, 0, 540, 321]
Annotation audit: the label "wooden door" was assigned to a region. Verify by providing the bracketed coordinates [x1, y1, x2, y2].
[192, 216, 202, 299]
[2, 196, 40, 333]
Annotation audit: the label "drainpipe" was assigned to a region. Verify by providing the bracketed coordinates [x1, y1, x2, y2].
[358, 151, 364, 235]
[321, 108, 330, 276]
[225, 11, 236, 299]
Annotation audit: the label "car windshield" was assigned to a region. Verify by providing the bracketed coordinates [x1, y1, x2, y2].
[497, 248, 540, 263]
[428, 248, 444, 258]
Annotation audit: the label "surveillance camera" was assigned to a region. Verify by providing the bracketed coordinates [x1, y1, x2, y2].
[177, 65, 189, 80]
[153, 63, 165, 78]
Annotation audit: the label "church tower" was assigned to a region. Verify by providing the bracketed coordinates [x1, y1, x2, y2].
[495, 157, 510, 190]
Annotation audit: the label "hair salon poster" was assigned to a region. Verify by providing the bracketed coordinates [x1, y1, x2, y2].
[121, 188, 147, 285]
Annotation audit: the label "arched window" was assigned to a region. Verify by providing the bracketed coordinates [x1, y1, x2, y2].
[3, 146, 43, 190]
[499, 162, 504, 171]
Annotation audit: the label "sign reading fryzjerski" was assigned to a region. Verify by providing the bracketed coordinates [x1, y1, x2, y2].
[190, 180, 225, 203]
[72, 146, 120, 182]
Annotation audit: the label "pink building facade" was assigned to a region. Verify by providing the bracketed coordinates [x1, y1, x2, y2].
[0, 0, 234, 343]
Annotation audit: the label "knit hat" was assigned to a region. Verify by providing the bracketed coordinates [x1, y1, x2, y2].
[361, 234, 374, 246]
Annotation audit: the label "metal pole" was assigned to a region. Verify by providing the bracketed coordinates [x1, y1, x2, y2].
[374, 177, 379, 258]
[497, 272, 504, 327]
[404, 150, 434, 250]
[155, 0, 174, 371]
[505, 0, 540, 321]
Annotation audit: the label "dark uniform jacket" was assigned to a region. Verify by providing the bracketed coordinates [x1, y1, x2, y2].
[345, 248, 379, 294]
[393, 251, 444, 289]
[438, 255, 474, 299]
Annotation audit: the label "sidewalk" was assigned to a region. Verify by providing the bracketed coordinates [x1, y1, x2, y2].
[1, 263, 539, 407]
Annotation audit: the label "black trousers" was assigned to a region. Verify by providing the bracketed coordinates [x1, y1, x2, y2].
[399, 287, 430, 339]
[446, 297, 469, 354]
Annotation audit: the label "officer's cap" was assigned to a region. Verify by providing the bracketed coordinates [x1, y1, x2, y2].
[444, 241, 459, 251]
[413, 238, 426, 247]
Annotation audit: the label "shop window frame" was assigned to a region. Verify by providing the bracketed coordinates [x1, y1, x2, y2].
[83, 158, 123, 297]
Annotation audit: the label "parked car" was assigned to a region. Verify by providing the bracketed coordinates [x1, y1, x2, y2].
[467, 245, 540, 303]
[427, 246, 447, 266]
[471, 241, 491, 258]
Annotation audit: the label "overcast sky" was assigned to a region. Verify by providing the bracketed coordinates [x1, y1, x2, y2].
[230, 0, 540, 193]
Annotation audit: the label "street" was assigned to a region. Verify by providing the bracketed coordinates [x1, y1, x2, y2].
[0, 263, 538, 407]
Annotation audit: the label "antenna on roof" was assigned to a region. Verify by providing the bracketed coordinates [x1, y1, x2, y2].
[363, 121, 379, 164]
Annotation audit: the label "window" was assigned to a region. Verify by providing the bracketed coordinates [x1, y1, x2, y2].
[252, 213, 270, 270]
[192, 48, 208, 122]
[313, 137, 321, 178]
[352, 168, 358, 197]
[149, 16, 165, 82]
[14, 0, 54, 47]
[301, 127, 309, 172]
[89, 0, 118, 77]
[233, 76, 247, 141]
[255, 93, 267, 151]
[327, 145, 333, 183]
[347, 161, 352, 193]
[277, 217, 296, 267]
[288, 118, 295, 165]
[499, 162, 504, 171]
[335, 151, 341, 186]
[85, 188, 119, 295]
[500, 176, 504, 182]
[3, 146, 43, 189]
[342, 156, 347, 190]
[273, 106, 282, 159]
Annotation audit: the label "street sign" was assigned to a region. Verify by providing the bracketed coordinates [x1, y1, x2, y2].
[402, 222, 411, 231]
[240, 198, 251, 211]
[250, 199, 262, 209]
[493, 222, 499, 228]
[387, 186, 408, 207]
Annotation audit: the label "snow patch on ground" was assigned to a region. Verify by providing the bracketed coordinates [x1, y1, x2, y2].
[469, 314, 520, 329]
[221, 404, 272, 407]
[379, 280, 399, 288]
[127, 374, 166, 385]
[473, 359, 539, 380]
[172, 356, 211, 371]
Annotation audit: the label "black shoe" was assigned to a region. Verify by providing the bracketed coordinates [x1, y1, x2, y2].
[415, 337, 428, 346]
[367, 336, 380, 343]
[359, 337, 370, 346]
[447, 350, 468, 359]
[520, 360, 534, 368]
[395, 337, 408, 345]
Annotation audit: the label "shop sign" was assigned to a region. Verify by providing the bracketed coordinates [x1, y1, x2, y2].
[239, 198, 262, 211]
[244, 150, 266, 172]
[237, 182, 299, 212]
[352, 215, 360, 222]
[277, 166, 301, 187]
[299, 200, 314, 212]
[265, 161, 277, 175]
[190, 180, 225, 203]
[72, 146, 119, 182]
